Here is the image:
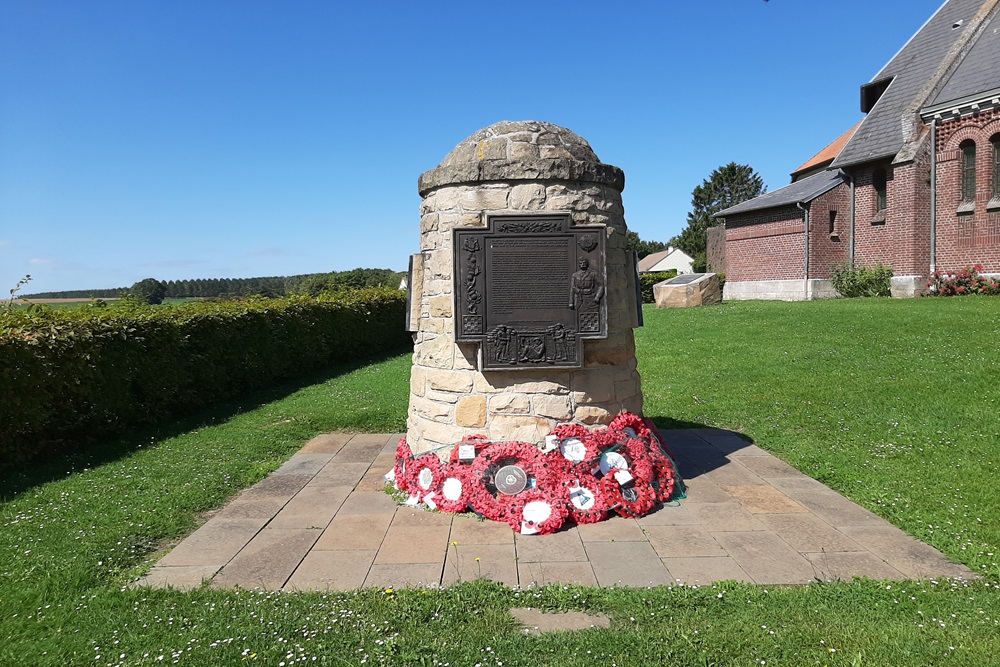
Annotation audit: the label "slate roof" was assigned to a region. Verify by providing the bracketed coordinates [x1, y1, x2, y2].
[714, 169, 846, 218]
[927, 2, 1000, 109]
[831, 0, 994, 169]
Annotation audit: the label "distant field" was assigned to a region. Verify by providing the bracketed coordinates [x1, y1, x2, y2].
[3, 297, 203, 309]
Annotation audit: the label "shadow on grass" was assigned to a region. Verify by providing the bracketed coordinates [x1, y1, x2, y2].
[0, 347, 408, 500]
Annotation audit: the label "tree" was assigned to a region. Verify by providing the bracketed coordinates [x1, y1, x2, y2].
[625, 230, 669, 259]
[129, 278, 167, 305]
[671, 162, 766, 271]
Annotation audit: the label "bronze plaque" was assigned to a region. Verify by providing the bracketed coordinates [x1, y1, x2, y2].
[454, 214, 607, 370]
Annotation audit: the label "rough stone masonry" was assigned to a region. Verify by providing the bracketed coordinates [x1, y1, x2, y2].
[406, 121, 643, 455]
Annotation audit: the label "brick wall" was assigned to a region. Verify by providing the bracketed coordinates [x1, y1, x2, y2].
[806, 185, 851, 278]
[934, 108, 1000, 273]
[724, 205, 806, 281]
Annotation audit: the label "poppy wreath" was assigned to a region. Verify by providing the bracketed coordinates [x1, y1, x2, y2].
[562, 472, 611, 524]
[619, 437, 657, 484]
[549, 423, 589, 440]
[468, 441, 554, 523]
[555, 432, 601, 466]
[433, 464, 472, 514]
[510, 487, 569, 535]
[610, 411, 653, 442]
[650, 459, 679, 503]
[405, 452, 445, 504]
[393, 439, 414, 493]
[599, 469, 658, 518]
[447, 434, 492, 465]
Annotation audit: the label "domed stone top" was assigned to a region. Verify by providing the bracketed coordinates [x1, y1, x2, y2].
[418, 120, 624, 196]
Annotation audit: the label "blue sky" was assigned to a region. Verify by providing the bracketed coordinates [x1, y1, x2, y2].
[1, 0, 944, 295]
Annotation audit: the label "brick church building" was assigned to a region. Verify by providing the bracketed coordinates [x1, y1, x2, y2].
[716, 0, 1000, 300]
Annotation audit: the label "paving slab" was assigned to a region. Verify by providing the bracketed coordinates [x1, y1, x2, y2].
[211, 528, 320, 590]
[273, 454, 334, 477]
[510, 608, 611, 634]
[140, 429, 975, 592]
[838, 525, 973, 579]
[660, 556, 753, 585]
[803, 551, 907, 581]
[644, 525, 727, 559]
[268, 485, 352, 529]
[375, 525, 450, 564]
[515, 529, 588, 563]
[442, 542, 517, 586]
[585, 541, 674, 587]
[712, 531, 817, 585]
[336, 490, 400, 516]
[298, 433, 353, 455]
[285, 549, 376, 591]
[575, 515, 647, 542]
[757, 513, 864, 553]
[314, 513, 394, 551]
[720, 484, 807, 514]
[634, 503, 702, 526]
[686, 501, 767, 532]
[157, 518, 267, 567]
[450, 514, 517, 545]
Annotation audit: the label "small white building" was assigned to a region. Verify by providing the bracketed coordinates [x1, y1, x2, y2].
[636, 247, 694, 274]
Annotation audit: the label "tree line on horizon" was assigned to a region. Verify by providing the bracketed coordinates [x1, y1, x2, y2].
[23, 162, 767, 301]
[23, 268, 406, 302]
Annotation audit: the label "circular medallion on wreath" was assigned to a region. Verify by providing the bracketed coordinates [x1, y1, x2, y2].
[468, 442, 557, 522]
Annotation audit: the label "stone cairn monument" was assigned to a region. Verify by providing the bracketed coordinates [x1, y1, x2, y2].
[405, 121, 644, 455]
[394, 122, 682, 534]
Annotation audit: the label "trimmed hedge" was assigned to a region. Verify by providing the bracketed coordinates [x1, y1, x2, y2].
[0, 289, 410, 470]
[639, 271, 678, 303]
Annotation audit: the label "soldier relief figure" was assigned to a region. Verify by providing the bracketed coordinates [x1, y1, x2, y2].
[570, 258, 604, 312]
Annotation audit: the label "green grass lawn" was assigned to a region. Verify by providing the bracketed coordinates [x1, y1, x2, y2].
[2, 298, 999, 666]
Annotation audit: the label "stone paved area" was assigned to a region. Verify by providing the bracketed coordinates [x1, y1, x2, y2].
[135, 430, 974, 591]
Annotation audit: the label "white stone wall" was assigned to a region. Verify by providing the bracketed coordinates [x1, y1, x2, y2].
[407, 179, 643, 455]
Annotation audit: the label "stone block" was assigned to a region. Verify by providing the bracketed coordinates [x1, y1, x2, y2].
[429, 296, 451, 318]
[409, 365, 426, 398]
[413, 335, 455, 369]
[509, 142, 540, 161]
[489, 393, 531, 414]
[420, 213, 439, 234]
[455, 395, 487, 428]
[488, 414, 551, 444]
[653, 273, 722, 308]
[531, 394, 572, 421]
[510, 183, 546, 209]
[476, 139, 507, 160]
[460, 187, 508, 211]
[573, 405, 612, 424]
[426, 369, 474, 393]
[410, 395, 453, 421]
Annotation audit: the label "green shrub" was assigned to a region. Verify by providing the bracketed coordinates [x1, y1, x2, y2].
[830, 262, 893, 298]
[0, 288, 410, 470]
[639, 270, 678, 303]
